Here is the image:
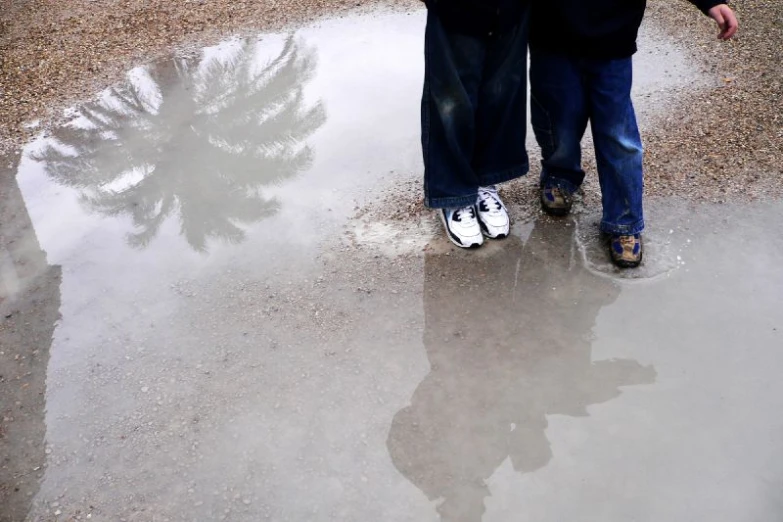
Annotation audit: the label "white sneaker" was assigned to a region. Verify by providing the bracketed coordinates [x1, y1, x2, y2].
[440, 205, 484, 249]
[477, 186, 510, 239]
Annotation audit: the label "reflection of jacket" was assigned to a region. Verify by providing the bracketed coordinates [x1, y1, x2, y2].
[424, 0, 530, 38]
[388, 219, 656, 521]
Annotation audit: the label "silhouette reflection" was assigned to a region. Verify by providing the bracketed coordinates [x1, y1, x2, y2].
[388, 218, 656, 521]
[35, 35, 326, 252]
[0, 152, 62, 521]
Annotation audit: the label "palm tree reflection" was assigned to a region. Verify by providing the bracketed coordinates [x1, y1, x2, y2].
[35, 35, 326, 252]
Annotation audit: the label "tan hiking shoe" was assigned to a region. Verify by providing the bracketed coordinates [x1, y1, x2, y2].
[540, 185, 573, 216]
[610, 234, 643, 268]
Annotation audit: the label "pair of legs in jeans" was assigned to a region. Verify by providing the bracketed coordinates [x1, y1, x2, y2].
[422, 10, 529, 248]
[530, 50, 644, 236]
[423, 13, 644, 263]
[530, 49, 644, 266]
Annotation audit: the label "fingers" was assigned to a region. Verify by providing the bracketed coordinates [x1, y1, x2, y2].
[720, 8, 739, 39]
[711, 5, 739, 40]
[712, 8, 726, 36]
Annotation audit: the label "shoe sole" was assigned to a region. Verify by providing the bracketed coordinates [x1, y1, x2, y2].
[479, 220, 509, 240]
[440, 212, 483, 249]
[482, 230, 509, 240]
[612, 252, 643, 269]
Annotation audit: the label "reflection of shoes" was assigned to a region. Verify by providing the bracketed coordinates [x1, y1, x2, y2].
[610, 234, 643, 268]
[476, 186, 510, 239]
[540, 184, 573, 216]
[440, 206, 483, 249]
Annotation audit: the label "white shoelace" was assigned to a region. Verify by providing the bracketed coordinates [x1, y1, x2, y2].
[453, 205, 477, 224]
[478, 189, 503, 215]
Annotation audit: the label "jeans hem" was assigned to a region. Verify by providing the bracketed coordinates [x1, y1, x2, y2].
[540, 174, 579, 194]
[425, 163, 529, 209]
[600, 219, 645, 236]
[425, 193, 481, 209]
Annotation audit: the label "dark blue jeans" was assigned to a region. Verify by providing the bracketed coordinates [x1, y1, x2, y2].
[422, 10, 530, 209]
[530, 50, 645, 235]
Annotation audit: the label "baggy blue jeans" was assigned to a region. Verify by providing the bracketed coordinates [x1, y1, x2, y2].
[530, 49, 645, 235]
[422, 10, 531, 209]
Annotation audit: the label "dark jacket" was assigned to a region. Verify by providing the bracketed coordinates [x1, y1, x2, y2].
[424, 0, 530, 38]
[530, 0, 726, 59]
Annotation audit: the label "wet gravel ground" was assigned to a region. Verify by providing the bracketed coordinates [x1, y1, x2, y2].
[1, 0, 780, 202]
[643, 0, 783, 203]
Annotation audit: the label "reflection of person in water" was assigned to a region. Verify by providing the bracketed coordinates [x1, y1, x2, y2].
[387, 218, 656, 522]
[0, 154, 62, 522]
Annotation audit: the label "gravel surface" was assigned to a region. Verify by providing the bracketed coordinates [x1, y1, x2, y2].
[644, 0, 783, 203]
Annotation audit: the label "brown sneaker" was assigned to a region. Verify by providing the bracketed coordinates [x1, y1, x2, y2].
[540, 184, 573, 216]
[610, 234, 643, 268]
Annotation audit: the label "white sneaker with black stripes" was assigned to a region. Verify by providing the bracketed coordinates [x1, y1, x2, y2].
[440, 205, 484, 249]
[477, 186, 510, 239]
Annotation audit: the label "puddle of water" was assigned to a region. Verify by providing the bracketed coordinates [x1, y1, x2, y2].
[3, 8, 771, 522]
[1, 13, 426, 521]
[573, 202, 693, 282]
[388, 217, 658, 520]
[11, 12, 425, 285]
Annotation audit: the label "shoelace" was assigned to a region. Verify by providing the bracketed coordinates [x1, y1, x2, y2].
[618, 235, 637, 249]
[478, 190, 503, 214]
[453, 205, 477, 223]
[547, 186, 569, 201]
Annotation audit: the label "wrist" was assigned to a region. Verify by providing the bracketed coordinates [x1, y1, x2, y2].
[702, 1, 727, 15]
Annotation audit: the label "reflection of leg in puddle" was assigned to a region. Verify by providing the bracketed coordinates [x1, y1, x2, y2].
[387, 218, 656, 521]
[0, 154, 62, 521]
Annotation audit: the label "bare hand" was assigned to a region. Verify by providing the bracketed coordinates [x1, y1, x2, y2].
[707, 4, 738, 40]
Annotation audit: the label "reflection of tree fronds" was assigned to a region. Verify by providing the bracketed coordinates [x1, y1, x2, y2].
[34, 35, 325, 253]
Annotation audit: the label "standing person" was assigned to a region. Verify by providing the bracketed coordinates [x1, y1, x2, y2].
[529, 0, 738, 267]
[421, 0, 531, 248]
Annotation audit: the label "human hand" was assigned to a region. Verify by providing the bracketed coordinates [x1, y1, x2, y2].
[707, 4, 738, 40]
